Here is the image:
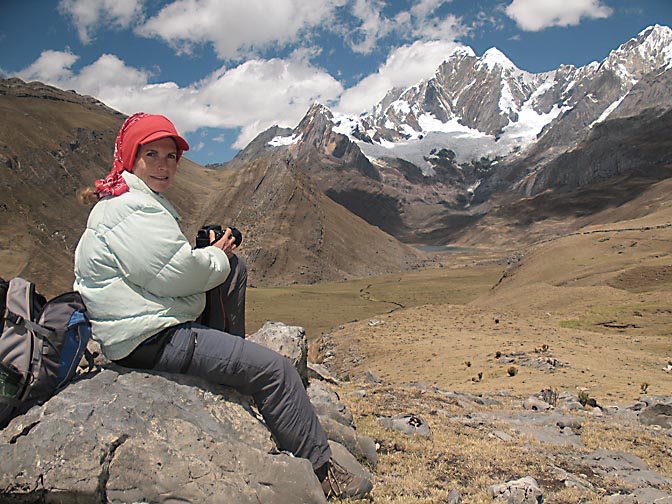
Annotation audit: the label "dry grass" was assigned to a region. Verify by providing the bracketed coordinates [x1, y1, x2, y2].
[331, 383, 672, 503]
[244, 220, 672, 503]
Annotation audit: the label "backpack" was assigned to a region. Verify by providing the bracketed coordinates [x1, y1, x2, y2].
[0, 277, 92, 428]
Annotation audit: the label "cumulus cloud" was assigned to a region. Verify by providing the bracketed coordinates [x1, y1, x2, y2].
[346, 0, 394, 54]
[505, 0, 613, 32]
[58, 0, 144, 43]
[190, 55, 343, 147]
[137, 0, 347, 60]
[135, 0, 466, 60]
[336, 39, 462, 114]
[37, 0, 470, 152]
[16, 50, 342, 148]
[344, 0, 465, 54]
[16, 50, 80, 82]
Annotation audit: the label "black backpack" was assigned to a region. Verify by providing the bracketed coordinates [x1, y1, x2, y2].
[0, 277, 92, 428]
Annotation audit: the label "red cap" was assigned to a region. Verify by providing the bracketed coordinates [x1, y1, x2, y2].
[95, 113, 190, 197]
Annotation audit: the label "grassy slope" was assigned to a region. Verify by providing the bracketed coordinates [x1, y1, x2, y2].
[246, 178, 671, 503]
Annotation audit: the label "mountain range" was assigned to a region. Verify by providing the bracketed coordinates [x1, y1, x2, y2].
[217, 24, 672, 244]
[1, 25, 671, 291]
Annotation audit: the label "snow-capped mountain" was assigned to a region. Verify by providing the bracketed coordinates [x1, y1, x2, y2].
[337, 24, 672, 173]
[230, 25, 672, 244]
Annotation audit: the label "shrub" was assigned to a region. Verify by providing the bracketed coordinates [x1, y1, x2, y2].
[578, 390, 597, 407]
[507, 366, 518, 377]
[540, 387, 559, 406]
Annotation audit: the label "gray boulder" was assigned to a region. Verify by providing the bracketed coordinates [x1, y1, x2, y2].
[487, 476, 543, 503]
[307, 362, 340, 385]
[523, 396, 552, 411]
[378, 414, 431, 438]
[606, 487, 672, 503]
[249, 321, 308, 384]
[318, 416, 377, 467]
[307, 380, 354, 427]
[0, 368, 326, 504]
[639, 403, 672, 429]
[581, 449, 672, 487]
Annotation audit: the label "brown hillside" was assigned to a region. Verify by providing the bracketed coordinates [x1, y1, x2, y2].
[0, 78, 426, 294]
[185, 154, 428, 286]
[0, 79, 123, 294]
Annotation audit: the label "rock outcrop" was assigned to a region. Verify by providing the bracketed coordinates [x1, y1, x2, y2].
[0, 322, 373, 503]
[0, 368, 326, 503]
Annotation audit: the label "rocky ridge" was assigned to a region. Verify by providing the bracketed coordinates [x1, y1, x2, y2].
[228, 25, 672, 245]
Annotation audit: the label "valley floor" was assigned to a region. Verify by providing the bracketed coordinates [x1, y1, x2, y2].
[251, 216, 672, 502]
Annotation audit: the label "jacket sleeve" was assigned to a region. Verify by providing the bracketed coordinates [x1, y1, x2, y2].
[103, 203, 231, 298]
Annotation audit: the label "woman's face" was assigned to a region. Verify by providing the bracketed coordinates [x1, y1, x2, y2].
[132, 137, 178, 193]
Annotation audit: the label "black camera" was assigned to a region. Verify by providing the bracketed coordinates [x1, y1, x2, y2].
[195, 224, 242, 249]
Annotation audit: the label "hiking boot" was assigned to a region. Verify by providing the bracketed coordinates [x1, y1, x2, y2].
[316, 458, 373, 500]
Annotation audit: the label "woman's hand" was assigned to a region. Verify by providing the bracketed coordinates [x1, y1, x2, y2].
[211, 228, 237, 258]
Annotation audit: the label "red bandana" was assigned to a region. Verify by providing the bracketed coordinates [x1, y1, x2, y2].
[95, 113, 190, 198]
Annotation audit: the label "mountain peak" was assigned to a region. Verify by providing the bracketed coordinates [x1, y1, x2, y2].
[638, 23, 672, 40]
[479, 47, 517, 71]
[605, 24, 672, 75]
[449, 46, 476, 59]
[306, 101, 332, 117]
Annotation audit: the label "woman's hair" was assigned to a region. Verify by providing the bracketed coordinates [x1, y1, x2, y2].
[79, 145, 144, 205]
[79, 187, 100, 205]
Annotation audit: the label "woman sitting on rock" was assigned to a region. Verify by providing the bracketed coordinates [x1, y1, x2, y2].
[74, 112, 371, 500]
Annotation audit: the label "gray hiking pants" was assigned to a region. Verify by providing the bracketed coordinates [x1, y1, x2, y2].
[200, 254, 247, 336]
[115, 255, 331, 470]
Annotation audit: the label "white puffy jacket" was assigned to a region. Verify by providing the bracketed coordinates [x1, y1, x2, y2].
[73, 171, 230, 360]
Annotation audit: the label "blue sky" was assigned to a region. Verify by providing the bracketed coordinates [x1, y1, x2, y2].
[1, 0, 671, 165]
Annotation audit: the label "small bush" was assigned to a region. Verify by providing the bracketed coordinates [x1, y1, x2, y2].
[578, 391, 590, 405]
[640, 382, 649, 394]
[495, 351, 502, 359]
[540, 387, 559, 406]
[464, 360, 472, 368]
[578, 390, 597, 408]
[507, 366, 518, 377]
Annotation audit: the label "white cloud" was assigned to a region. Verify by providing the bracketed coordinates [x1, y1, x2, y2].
[505, 0, 613, 32]
[16, 50, 342, 149]
[344, 0, 465, 54]
[136, 0, 467, 59]
[191, 55, 343, 147]
[410, 0, 452, 20]
[137, 0, 347, 60]
[412, 13, 465, 41]
[16, 50, 79, 82]
[347, 0, 394, 54]
[336, 39, 462, 114]
[58, 0, 145, 43]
